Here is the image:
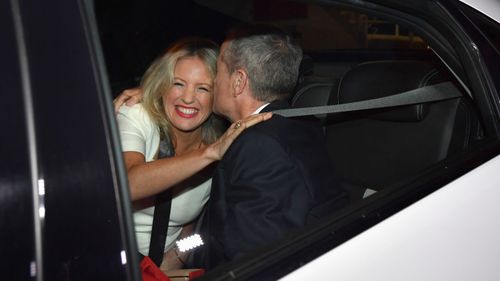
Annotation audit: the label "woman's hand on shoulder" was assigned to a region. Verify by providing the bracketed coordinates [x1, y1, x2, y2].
[204, 112, 273, 161]
[113, 87, 143, 114]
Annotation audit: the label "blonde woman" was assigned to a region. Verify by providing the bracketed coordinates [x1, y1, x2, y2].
[116, 38, 270, 270]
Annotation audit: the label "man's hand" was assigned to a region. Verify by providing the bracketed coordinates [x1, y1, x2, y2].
[113, 88, 143, 114]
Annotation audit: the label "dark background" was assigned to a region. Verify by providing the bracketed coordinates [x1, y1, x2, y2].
[94, 0, 238, 96]
[93, 0, 435, 97]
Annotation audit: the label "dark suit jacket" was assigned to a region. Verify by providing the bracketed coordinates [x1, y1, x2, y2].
[192, 101, 347, 269]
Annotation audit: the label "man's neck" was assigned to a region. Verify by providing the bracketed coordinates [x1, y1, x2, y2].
[235, 100, 268, 120]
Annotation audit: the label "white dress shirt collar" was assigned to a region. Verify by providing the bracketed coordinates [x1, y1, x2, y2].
[252, 103, 271, 115]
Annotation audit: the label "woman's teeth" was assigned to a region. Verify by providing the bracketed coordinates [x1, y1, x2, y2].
[177, 106, 198, 115]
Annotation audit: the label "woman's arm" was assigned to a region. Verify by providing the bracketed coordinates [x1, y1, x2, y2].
[125, 112, 272, 201]
[125, 147, 214, 200]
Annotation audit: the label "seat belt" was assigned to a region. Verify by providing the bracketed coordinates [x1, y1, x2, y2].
[273, 82, 461, 117]
[148, 137, 175, 266]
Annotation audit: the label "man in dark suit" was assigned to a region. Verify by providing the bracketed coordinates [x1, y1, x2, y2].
[193, 25, 348, 269]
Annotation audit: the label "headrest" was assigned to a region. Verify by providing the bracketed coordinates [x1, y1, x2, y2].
[333, 61, 445, 122]
[292, 81, 337, 122]
[292, 81, 335, 108]
[298, 55, 314, 77]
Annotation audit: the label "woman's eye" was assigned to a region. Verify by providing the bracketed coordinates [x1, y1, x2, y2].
[173, 82, 184, 87]
[199, 87, 210, 93]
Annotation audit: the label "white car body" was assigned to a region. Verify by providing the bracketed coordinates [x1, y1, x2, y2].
[283, 154, 500, 281]
[461, 0, 500, 22]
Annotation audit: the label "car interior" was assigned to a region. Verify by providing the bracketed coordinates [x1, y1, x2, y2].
[93, 0, 493, 278]
[292, 58, 483, 201]
[96, 0, 486, 201]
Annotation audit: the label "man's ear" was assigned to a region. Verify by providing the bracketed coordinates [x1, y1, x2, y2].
[232, 69, 248, 97]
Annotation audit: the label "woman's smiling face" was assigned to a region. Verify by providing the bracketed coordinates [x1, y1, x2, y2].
[163, 56, 214, 135]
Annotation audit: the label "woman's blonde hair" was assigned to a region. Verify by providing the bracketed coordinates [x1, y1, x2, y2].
[140, 37, 223, 145]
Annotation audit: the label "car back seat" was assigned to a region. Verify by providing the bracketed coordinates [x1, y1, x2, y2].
[292, 60, 481, 201]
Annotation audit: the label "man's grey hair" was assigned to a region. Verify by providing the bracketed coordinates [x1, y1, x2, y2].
[222, 25, 303, 102]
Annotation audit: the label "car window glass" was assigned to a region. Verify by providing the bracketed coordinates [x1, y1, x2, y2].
[254, 5, 428, 51]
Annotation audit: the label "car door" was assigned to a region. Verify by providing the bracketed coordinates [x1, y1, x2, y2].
[1, 0, 140, 280]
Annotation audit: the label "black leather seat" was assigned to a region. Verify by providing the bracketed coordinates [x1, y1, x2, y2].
[292, 60, 481, 201]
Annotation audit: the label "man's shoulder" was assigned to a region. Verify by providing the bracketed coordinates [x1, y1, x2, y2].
[249, 114, 324, 139]
[223, 122, 285, 161]
[227, 115, 325, 158]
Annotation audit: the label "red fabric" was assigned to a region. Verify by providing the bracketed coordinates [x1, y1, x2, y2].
[140, 256, 172, 281]
[188, 269, 205, 280]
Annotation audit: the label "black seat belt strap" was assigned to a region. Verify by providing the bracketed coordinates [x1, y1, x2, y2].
[148, 137, 175, 266]
[273, 82, 461, 117]
[149, 190, 172, 266]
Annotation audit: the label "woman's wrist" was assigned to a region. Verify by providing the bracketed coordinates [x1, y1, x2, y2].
[201, 143, 220, 162]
